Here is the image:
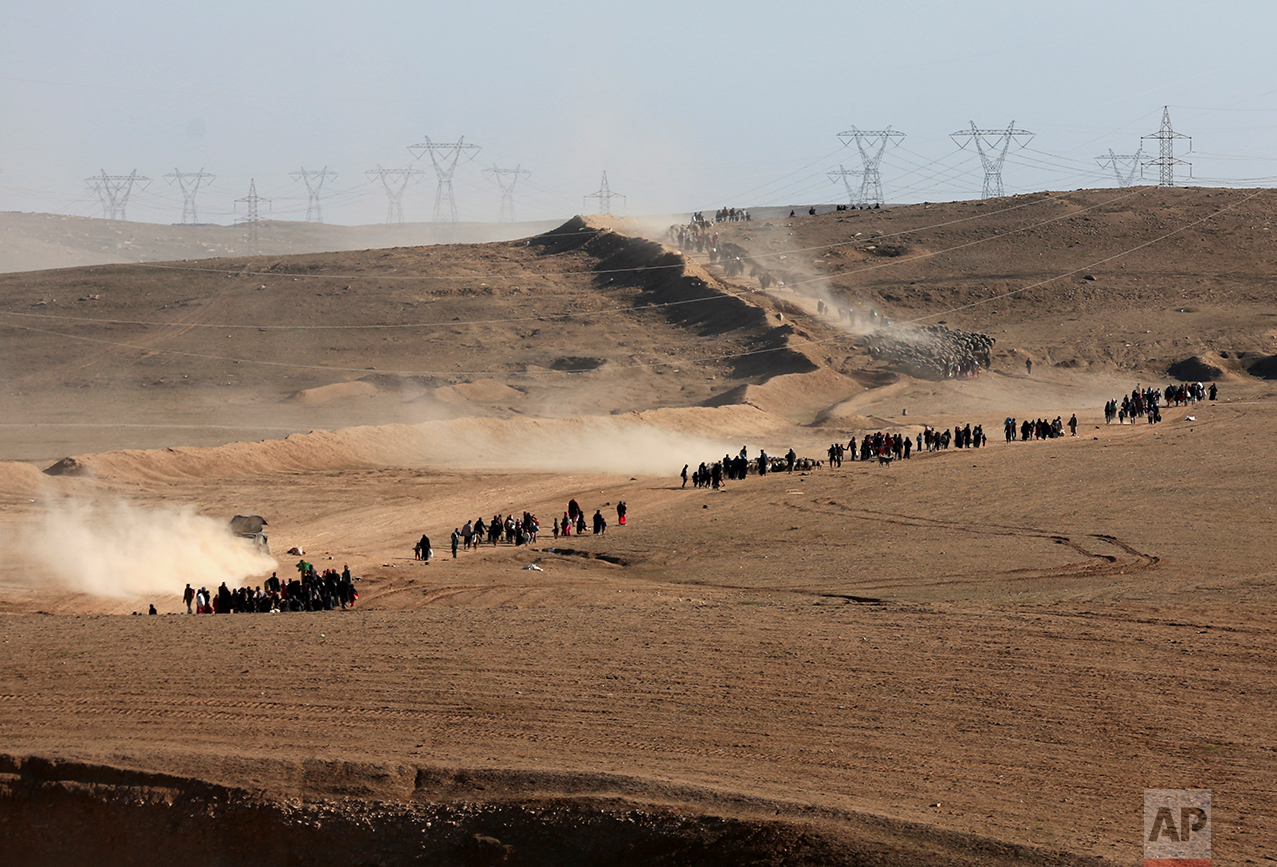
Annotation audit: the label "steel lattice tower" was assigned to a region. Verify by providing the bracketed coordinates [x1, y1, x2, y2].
[1095, 149, 1145, 188]
[835, 126, 904, 206]
[950, 121, 1034, 199]
[85, 169, 150, 221]
[365, 165, 425, 225]
[407, 136, 481, 222]
[584, 171, 624, 215]
[827, 165, 863, 206]
[163, 168, 215, 225]
[483, 165, 531, 222]
[1142, 107, 1191, 187]
[290, 166, 337, 223]
[235, 179, 270, 254]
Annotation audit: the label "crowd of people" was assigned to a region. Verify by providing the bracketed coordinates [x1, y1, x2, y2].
[1104, 382, 1216, 424]
[1004, 416, 1075, 441]
[182, 561, 358, 614]
[551, 498, 627, 536]
[415, 512, 543, 563]
[681, 446, 828, 489]
[689, 208, 751, 223]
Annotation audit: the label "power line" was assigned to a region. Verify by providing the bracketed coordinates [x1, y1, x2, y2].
[827, 165, 862, 205]
[1142, 106, 1192, 187]
[1093, 149, 1144, 188]
[584, 171, 624, 215]
[407, 135, 481, 222]
[364, 164, 425, 225]
[85, 169, 150, 221]
[950, 121, 1034, 198]
[835, 126, 905, 206]
[234, 179, 270, 255]
[290, 166, 338, 223]
[163, 168, 215, 225]
[483, 164, 531, 223]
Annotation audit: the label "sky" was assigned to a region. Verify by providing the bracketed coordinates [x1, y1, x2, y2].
[3, 0, 1276, 226]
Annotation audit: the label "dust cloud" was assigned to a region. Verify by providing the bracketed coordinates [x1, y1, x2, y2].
[425, 417, 740, 475]
[14, 497, 277, 599]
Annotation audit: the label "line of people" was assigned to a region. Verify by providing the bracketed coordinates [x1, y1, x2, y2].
[413, 498, 631, 563]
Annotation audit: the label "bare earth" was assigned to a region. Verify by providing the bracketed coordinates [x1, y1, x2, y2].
[1, 187, 1276, 865]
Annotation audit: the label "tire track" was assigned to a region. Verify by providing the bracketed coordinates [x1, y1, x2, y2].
[785, 497, 1159, 582]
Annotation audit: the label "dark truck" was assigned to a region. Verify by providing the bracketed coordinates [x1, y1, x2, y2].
[229, 515, 270, 554]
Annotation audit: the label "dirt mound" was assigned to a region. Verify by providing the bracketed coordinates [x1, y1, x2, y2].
[0, 461, 48, 494]
[704, 368, 860, 419]
[1166, 355, 1225, 381]
[1247, 354, 1277, 379]
[41, 457, 89, 477]
[531, 217, 817, 381]
[809, 412, 910, 431]
[284, 380, 382, 404]
[431, 379, 525, 403]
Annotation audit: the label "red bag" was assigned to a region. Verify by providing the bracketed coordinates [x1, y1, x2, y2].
[619, 515, 626, 525]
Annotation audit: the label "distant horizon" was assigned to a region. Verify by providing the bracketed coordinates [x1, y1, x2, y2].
[0, 182, 1260, 231]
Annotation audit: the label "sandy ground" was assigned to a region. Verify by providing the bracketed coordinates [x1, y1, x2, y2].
[2, 193, 1276, 864]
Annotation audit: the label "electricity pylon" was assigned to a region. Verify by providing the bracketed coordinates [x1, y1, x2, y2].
[584, 171, 624, 215]
[163, 168, 214, 225]
[365, 164, 425, 225]
[85, 169, 150, 221]
[1142, 107, 1191, 187]
[235, 179, 270, 255]
[827, 165, 863, 206]
[407, 136, 481, 222]
[835, 126, 904, 206]
[483, 164, 531, 222]
[290, 166, 337, 223]
[1095, 149, 1144, 188]
[950, 121, 1034, 199]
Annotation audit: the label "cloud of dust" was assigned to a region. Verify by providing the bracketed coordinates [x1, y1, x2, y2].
[14, 497, 277, 599]
[435, 417, 742, 476]
[633, 212, 894, 342]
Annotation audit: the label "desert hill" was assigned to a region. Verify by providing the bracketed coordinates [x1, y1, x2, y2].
[2, 189, 1277, 865]
[7, 188, 1277, 466]
[0, 210, 561, 274]
[663, 185, 1277, 382]
[0, 215, 843, 464]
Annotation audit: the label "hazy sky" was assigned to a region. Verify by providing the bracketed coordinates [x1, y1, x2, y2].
[3, 0, 1275, 225]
